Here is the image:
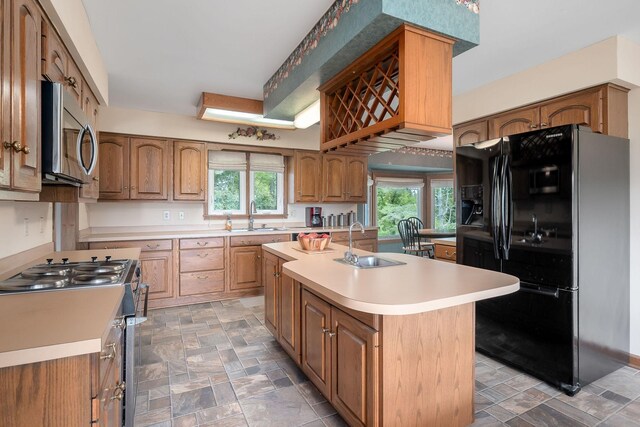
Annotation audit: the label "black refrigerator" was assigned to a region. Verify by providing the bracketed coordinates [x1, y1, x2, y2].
[456, 125, 629, 395]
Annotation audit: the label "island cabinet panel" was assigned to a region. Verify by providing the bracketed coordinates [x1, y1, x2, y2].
[130, 137, 170, 200]
[263, 250, 279, 336]
[293, 151, 321, 202]
[331, 307, 379, 427]
[380, 303, 474, 426]
[278, 274, 301, 363]
[301, 289, 332, 398]
[173, 140, 206, 201]
[229, 246, 262, 290]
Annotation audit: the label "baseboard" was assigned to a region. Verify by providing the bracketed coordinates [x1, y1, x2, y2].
[0, 242, 54, 280]
[630, 353, 640, 369]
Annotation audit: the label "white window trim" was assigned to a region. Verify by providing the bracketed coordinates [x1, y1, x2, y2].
[430, 179, 454, 228]
[208, 169, 247, 215]
[249, 170, 284, 215]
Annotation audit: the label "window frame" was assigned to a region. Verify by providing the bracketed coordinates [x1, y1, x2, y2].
[425, 173, 455, 228]
[205, 150, 289, 220]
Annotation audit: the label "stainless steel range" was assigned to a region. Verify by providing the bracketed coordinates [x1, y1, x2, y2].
[0, 256, 134, 293]
[0, 255, 148, 427]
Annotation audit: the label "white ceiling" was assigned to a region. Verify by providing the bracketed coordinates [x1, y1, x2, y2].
[82, 0, 640, 120]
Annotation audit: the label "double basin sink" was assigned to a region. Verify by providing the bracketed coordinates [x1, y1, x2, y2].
[334, 256, 405, 269]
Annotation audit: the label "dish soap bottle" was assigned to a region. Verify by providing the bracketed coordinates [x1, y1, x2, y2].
[225, 214, 232, 231]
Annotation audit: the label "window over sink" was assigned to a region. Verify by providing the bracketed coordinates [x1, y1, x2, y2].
[207, 151, 286, 218]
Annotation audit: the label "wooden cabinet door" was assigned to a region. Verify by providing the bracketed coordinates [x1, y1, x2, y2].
[11, 0, 41, 192]
[322, 154, 345, 202]
[130, 137, 170, 200]
[540, 89, 602, 132]
[0, 0, 10, 188]
[354, 238, 377, 253]
[453, 120, 488, 146]
[98, 134, 129, 200]
[229, 246, 262, 290]
[263, 251, 279, 336]
[294, 151, 321, 202]
[488, 107, 540, 139]
[82, 84, 99, 130]
[344, 156, 367, 202]
[41, 22, 68, 84]
[140, 250, 174, 301]
[301, 289, 332, 398]
[331, 307, 379, 427]
[174, 140, 205, 201]
[278, 271, 300, 363]
[65, 57, 82, 105]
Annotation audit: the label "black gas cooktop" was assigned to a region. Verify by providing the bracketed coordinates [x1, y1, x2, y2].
[0, 256, 134, 294]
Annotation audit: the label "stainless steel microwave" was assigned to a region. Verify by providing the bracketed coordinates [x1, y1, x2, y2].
[41, 81, 97, 186]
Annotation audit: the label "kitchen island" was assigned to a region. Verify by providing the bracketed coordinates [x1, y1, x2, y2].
[262, 241, 519, 427]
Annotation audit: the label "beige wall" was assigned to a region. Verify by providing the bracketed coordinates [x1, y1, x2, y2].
[98, 107, 321, 151]
[452, 36, 640, 355]
[0, 202, 53, 259]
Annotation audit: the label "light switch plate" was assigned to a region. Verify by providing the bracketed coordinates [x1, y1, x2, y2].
[163, 211, 170, 221]
[179, 211, 185, 220]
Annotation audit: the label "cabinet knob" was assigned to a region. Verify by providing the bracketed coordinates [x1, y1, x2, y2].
[322, 328, 330, 334]
[100, 343, 117, 360]
[256, 255, 261, 259]
[529, 124, 538, 129]
[9, 141, 29, 154]
[113, 316, 126, 330]
[131, 186, 136, 190]
[328, 331, 336, 338]
[123, 186, 128, 190]
[65, 75, 78, 88]
[2, 141, 10, 150]
[540, 122, 548, 127]
[93, 177, 99, 182]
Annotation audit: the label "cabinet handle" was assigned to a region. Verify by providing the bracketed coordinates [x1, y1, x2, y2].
[123, 186, 128, 190]
[197, 253, 209, 258]
[131, 186, 136, 190]
[9, 141, 29, 154]
[146, 244, 160, 249]
[196, 241, 209, 246]
[110, 384, 124, 401]
[93, 177, 99, 182]
[529, 124, 538, 129]
[100, 343, 117, 360]
[256, 255, 261, 259]
[444, 250, 457, 257]
[65, 76, 78, 88]
[2, 141, 10, 150]
[117, 381, 126, 391]
[328, 331, 336, 338]
[113, 316, 126, 330]
[273, 272, 280, 278]
[322, 328, 330, 334]
[196, 275, 209, 280]
[540, 122, 548, 127]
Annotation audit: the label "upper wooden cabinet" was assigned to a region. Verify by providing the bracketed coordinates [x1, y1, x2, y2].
[4, 0, 41, 194]
[173, 140, 206, 201]
[293, 151, 321, 203]
[455, 84, 629, 143]
[99, 134, 170, 200]
[319, 24, 453, 155]
[0, 0, 11, 189]
[321, 154, 368, 203]
[453, 119, 488, 147]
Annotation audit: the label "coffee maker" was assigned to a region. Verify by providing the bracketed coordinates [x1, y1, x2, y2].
[305, 207, 323, 227]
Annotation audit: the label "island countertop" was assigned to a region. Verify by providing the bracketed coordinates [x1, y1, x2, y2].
[263, 241, 519, 315]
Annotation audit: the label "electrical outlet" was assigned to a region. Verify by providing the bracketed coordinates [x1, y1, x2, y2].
[24, 218, 29, 237]
[178, 211, 185, 220]
[163, 210, 170, 221]
[40, 217, 45, 234]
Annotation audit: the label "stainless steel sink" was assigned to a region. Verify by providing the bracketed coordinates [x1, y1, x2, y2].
[334, 256, 406, 269]
[229, 227, 280, 233]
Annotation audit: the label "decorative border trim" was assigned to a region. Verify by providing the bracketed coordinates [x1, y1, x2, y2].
[393, 146, 453, 158]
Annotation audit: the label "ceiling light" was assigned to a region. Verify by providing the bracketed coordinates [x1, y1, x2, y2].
[293, 100, 320, 129]
[198, 92, 296, 130]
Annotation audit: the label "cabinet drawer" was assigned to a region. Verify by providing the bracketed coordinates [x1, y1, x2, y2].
[229, 234, 290, 247]
[179, 237, 224, 250]
[435, 244, 457, 262]
[179, 271, 225, 296]
[331, 229, 378, 241]
[89, 239, 172, 252]
[180, 248, 224, 272]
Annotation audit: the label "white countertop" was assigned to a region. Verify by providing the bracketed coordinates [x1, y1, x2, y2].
[79, 226, 378, 242]
[0, 248, 140, 368]
[263, 242, 519, 316]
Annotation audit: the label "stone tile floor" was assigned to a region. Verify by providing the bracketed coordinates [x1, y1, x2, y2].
[134, 297, 640, 427]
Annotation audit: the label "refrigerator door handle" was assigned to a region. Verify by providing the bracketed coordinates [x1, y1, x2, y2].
[501, 154, 513, 260]
[491, 156, 502, 259]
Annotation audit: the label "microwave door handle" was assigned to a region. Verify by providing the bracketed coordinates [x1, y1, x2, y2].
[491, 156, 501, 260]
[85, 125, 98, 175]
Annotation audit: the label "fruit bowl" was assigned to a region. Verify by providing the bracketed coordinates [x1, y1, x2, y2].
[297, 233, 331, 251]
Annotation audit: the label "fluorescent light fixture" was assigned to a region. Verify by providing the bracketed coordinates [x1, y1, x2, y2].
[293, 100, 320, 129]
[197, 92, 296, 130]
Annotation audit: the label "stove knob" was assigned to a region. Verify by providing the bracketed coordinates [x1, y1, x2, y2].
[46, 258, 53, 265]
[91, 256, 98, 263]
[105, 256, 112, 262]
[61, 258, 69, 264]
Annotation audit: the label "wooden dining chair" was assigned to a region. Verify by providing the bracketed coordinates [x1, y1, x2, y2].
[397, 219, 434, 258]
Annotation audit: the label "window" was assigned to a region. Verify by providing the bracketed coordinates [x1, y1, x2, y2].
[375, 177, 424, 238]
[207, 151, 285, 217]
[430, 179, 455, 230]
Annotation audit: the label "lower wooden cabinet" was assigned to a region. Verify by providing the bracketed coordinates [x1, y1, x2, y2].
[434, 243, 457, 263]
[141, 250, 174, 301]
[331, 229, 378, 253]
[301, 289, 379, 427]
[179, 237, 225, 298]
[229, 246, 262, 291]
[263, 251, 279, 336]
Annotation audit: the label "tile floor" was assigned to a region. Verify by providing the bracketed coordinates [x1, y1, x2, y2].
[134, 297, 640, 427]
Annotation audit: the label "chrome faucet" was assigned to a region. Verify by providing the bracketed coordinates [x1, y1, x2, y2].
[344, 221, 365, 264]
[248, 200, 257, 231]
[531, 213, 543, 243]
